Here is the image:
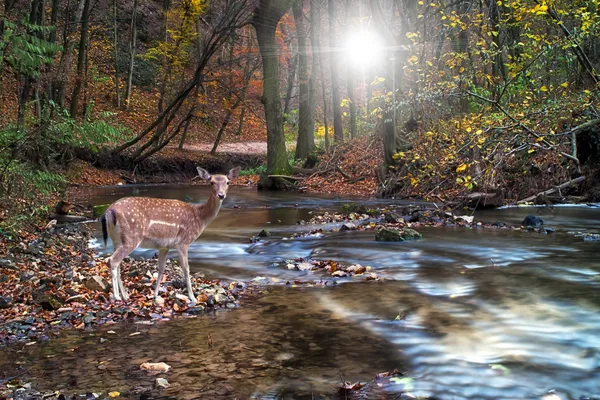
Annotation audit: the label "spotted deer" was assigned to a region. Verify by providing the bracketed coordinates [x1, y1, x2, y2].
[100, 167, 240, 304]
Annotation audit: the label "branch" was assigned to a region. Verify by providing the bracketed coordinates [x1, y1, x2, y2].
[516, 176, 585, 204]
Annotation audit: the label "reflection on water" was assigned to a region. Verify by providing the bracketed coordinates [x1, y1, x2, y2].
[1, 185, 599, 399]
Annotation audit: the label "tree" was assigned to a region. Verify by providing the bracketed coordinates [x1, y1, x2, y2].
[345, 0, 357, 139]
[294, 0, 315, 159]
[328, 0, 343, 143]
[69, 0, 91, 117]
[124, 0, 139, 109]
[252, 0, 295, 182]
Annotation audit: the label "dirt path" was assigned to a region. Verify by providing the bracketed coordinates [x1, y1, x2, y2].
[178, 141, 267, 155]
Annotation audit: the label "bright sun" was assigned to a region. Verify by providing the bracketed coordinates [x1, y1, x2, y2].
[344, 31, 385, 69]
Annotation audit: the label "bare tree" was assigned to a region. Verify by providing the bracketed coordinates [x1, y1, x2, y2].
[328, 0, 343, 142]
[124, 0, 138, 109]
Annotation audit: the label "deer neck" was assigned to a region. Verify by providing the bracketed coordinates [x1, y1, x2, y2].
[196, 193, 222, 226]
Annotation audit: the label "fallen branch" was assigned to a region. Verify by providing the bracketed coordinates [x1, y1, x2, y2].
[267, 174, 305, 181]
[336, 166, 351, 180]
[347, 175, 367, 184]
[516, 176, 585, 204]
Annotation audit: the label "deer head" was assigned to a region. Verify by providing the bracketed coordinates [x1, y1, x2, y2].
[196, 166, 241, 200]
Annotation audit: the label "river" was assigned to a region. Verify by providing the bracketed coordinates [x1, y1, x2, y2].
[1, 184, 599, 399]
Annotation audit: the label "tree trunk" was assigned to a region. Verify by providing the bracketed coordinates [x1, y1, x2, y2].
[293, 0, 315, 159]
[52, 0, 85, 107]
[283, 51, 298, 119]
[252, 0, 293, 178]
[307, 0, 318, 145]
[157, 0, 171, 114]
[124, 0, 138, 109]
[370, 0, 397, 165]
[345, 0, 357, 139]
[113, 0, 121, 107]
[328, 0, 343, 143]
[69, 0, 91, 117]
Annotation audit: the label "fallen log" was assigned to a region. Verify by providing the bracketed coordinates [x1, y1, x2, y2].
[516, 176, 585, 204]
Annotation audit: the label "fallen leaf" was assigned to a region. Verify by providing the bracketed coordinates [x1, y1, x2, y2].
[140, 362, 171, 373]
[108, 391, 120, 398]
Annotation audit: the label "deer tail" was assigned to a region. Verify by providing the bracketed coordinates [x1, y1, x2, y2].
[101, 213, 108, 248]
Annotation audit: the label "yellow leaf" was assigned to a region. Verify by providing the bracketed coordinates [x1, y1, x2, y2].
[109, 392, 120, 398]
[540, 85, 548, 92]
[475, 129, 483, 135]
[459, 67, 465, 73]
[528, 149, 535, 154]
[456, 163, 468, 173]
[561, 82, 569, 88]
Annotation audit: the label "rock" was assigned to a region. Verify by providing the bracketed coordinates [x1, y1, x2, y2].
[538, 227, 556, 234]
[206, 295, 216, 307]
[346, 265, 366, 274]
[384, 212, 402, 223]
[0, 273, 8, 283]
[522, 215, 543, 227]
[215, 293, 228, 304]
[257, 229, 271, 237]
[155, 378, 169, 389]
[0, 296, 13, 309]
[375, 227, 422, 242]
[85, 276, 110, 293]
[340, 222, 357, 232]
[331, 270, 348, 277]
[140, 362, 171, 373]
[187, 305, 205, 315]
[0, 259, 16, 269]
[297, 262, 313, 271]
[20, 271, 35, 282]
[492, 221, 506, 228]
[92, 204, 110, 218]
[339, 203, 368, 215]
[35, 294, 63, 311]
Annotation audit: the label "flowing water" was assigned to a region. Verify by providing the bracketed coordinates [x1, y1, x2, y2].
[2, 185, 600, 399]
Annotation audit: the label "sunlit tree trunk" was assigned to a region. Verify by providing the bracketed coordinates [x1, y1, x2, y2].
[294, 0, 315, 159]
[328, 0, 343, 142]
[370, 0, 397, 165]
[345, 0, 357, 139]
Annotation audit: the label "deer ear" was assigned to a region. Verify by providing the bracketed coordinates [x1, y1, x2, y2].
[228, 166, 241, 180]
[196, 167, 211, 180]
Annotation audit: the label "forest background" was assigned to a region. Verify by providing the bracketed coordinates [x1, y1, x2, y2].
[1, 0, 599, 232]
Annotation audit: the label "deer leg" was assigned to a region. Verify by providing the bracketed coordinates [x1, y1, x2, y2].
[116, 264, 129, 301]
[154, 248, 168, 303]
[177, 247, 197, 305]
[109, 245, 134, 302]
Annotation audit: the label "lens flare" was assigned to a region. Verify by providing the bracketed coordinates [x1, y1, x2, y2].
[344, 31, 385, 69]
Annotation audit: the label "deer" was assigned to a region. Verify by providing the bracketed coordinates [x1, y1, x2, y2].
[100, 166, 240, 305]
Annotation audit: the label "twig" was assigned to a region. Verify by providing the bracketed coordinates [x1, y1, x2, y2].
[267, 174, 305, 181]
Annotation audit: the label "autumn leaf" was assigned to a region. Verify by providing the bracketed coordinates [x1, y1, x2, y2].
[456, 163, 468, 173]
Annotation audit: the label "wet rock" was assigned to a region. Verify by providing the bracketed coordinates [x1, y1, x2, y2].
[384, 212, 402, 223]
[375, 227, 422, 241]
[0, 296, 13, 309]
[339, 203, 368, 214]
[257, 229, 271, 237]
[538, 227, 556, 234]
[155, 378, 169, 389]
[206, 295, 216, 307]
[85, 276, 110, 293]
[346, 265, 366, 274]
[492, 221, 506, 228]
[0, 273, 8, 283]
[340, 222, 357, 232]
[35, 294, 63, 311]
[522, 215, 543, 227]
[187, 305, 205, 315]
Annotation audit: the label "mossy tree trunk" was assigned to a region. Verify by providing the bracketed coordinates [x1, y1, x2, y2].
[252, 0, 294, 180]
